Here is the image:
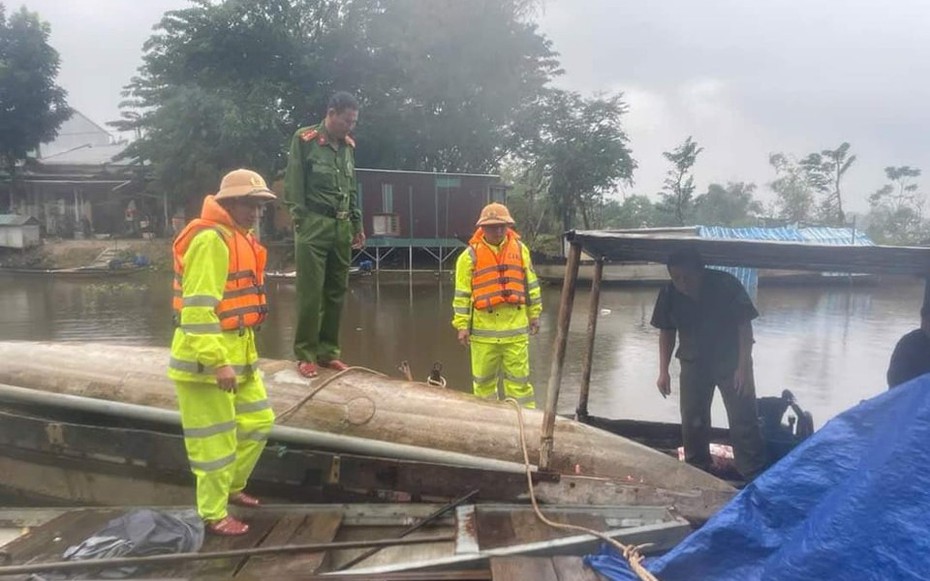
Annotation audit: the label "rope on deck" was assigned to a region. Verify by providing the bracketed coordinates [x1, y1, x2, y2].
[506, 398, 662, 581]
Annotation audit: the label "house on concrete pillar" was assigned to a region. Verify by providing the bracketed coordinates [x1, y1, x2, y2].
[354, 169, 509, 271]
[1, 110, 147, 239]
[268, 168, 509, 270]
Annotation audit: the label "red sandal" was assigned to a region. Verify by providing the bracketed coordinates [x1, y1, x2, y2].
[297, 361, 319, 378]
[229, 492, 261, 508]
[206, 515, 250, 536]
[319, 359, 349, 371]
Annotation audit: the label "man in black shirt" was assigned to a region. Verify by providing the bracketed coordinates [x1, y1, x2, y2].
[887, 307, 930, 389]
[651, 248, 768, 480]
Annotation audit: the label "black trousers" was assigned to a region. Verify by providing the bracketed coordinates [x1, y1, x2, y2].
[679, 360, 768, 479]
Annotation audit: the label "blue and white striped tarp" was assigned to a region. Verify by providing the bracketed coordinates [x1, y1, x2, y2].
[696, 226, 875, 297]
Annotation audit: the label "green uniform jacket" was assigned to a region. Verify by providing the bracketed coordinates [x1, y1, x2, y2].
[452, 237, 542, 343]
[283, 121, 362, 235]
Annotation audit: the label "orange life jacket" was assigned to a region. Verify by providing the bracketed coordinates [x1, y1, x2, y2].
[172, 195, 268, 331]
[469, 228, 527, 311]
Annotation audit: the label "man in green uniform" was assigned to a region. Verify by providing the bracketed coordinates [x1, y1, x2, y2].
[284, 92, 365, 378]
[651, 248, 768, 480]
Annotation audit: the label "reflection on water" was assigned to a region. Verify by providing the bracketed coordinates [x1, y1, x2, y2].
[0, 271, 922, 428]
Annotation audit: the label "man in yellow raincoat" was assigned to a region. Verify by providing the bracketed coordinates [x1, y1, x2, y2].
[169, 169, 277, 536]
[452, 203, 542, 408]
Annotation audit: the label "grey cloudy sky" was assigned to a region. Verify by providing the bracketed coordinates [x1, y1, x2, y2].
[18, 0, 930, 212]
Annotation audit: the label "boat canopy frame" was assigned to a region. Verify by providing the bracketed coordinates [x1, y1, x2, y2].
[538, 229, 930, 470]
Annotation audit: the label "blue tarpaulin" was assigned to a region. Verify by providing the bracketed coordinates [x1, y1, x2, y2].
[697, 226, 875, 298]
[586, 374, 930, 580]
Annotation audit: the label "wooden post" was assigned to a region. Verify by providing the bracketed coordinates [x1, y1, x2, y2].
[575, 257, 604, 421]
[539, 241, 583, 471]
[923, 277, 930, 314]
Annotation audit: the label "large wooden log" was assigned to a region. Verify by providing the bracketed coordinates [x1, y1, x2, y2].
[0, 341, 732, 494]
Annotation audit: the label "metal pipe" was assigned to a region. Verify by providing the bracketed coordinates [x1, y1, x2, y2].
[0, 382, 530, 474]
[539, 241, 583, 470]
[576, 257, 604, 420]
[0, 534, 456, 576]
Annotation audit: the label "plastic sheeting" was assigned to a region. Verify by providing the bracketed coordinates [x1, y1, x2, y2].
[32, 509, 204, 580]
[698, 225, 875, 298]
[587, 373, 930, 580]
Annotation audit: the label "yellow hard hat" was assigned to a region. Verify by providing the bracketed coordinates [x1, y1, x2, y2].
[214, 169, 276, 202]
[475, 203, 514, 227]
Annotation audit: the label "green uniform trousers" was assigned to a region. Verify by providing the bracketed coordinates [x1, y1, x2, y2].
[470, 338, 536, 408]
[175, 375, 275, 521]
[294, 212, 352, 363]
[679, 361, 768, 480]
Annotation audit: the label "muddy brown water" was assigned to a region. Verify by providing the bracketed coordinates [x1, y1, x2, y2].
[0, 271, 922, 428]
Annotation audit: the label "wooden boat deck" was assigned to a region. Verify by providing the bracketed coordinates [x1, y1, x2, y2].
[0, 506, 349, 579]
[490, 556, 606, 580]
[0, 503, 683, 579]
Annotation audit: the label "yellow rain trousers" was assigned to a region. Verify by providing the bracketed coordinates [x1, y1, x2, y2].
[169, 228, 275, 521]
[452, 233, 542, 408]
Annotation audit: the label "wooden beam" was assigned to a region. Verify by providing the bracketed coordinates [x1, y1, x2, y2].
[924, 277, 930, 314]
[539, 241, 582, 471]
[575, 258, 604, 421]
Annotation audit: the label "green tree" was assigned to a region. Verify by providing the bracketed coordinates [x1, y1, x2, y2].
[0, 5, 71, 179]
[512, 89, 636, 233]
[112, 0, 330, 205]
[499, 159, 558, 251]
[769, 152, 815, 223]
[599, 194, 658, 229]
[866, 165, 928, 244]
[799, 142, 856, 225]
[361, 0, 559, 172]
[656, 136, 702, 226]
[693, 182, 762, 226]
[114, 0, 560, 206]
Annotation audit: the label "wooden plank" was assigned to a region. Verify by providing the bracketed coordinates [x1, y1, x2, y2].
[546, 511, 608, 539]
[1, 509, 120, 567]
[155, 510, 280, 579]
[475, 510, 516, 550]
[551, 556, 606, 581]
[0, 511, 87, 564]
[233, 513, 307, 578]
[491, 556, 559, 581]
[480, 508, 607, 549]
[509, 510, 552, 545]
[236, 510, 343, 578]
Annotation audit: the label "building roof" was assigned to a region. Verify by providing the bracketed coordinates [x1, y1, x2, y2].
[567, 229, 930, 276]
[36, 143, 132, 166]
[356, 168, 500, 179]
[0, 215, 41, 227]
[699, 225, 874, 246]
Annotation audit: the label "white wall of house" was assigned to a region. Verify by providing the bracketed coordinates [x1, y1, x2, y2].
[0, 225, 40, 248]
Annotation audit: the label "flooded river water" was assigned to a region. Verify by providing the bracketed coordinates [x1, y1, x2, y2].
[0, 271, 922, 429]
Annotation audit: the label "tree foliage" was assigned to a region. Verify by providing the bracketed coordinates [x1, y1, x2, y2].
[657, 136, 702, 226]
[694, 182, 762, 226]
[114, 0, 560, 205]
[799, 142, 856, 225]
[511, 89, 636, 233]
[0, 4, 71, 173]
[769, 152, 815, 224]
[866, 165, 927, 244]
